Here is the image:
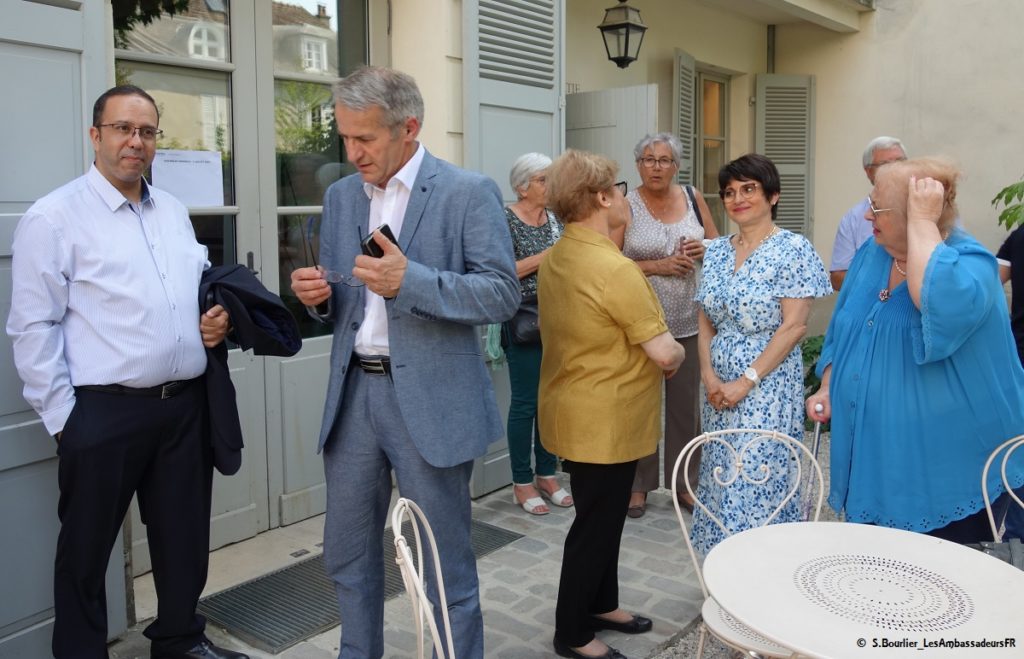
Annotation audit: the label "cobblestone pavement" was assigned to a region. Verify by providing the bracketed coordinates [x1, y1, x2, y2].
[110, 431, 832, 658]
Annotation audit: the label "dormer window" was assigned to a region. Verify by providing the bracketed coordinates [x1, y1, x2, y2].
[302, 37, 327, 72]
[190, 24, 225, 61]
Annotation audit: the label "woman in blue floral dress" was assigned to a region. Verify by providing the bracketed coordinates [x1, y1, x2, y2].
[691, 154, 831, 555]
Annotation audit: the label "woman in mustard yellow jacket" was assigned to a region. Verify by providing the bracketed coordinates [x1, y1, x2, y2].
[538, 150, 686, 659]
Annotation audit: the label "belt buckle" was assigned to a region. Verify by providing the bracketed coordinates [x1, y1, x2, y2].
[362, 359, 385, 374]
[160, 382, 176, 399]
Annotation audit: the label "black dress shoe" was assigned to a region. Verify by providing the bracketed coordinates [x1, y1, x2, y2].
[590, 613, 653, 634]
[154, 640, 250, 659]
[553, 636, 627, 659]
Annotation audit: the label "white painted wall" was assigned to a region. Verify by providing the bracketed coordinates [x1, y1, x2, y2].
[776, 0, 1024, 261]
[565, 0, 769, 160]
[389, 0, 463, 164]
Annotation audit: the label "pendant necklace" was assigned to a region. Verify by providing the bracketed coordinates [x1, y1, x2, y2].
[737, 224, 778, 249]
[878, 258, 907, 302]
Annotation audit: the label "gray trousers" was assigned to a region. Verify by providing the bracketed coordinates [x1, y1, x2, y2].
[322, 367, 483, 658]
[632, 335, 702, 493]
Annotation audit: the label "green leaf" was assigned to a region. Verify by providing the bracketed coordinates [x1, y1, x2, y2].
[993, 179, 1024, 230]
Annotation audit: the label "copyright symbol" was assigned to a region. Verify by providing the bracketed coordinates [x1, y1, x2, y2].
[857, 638, 866, 647]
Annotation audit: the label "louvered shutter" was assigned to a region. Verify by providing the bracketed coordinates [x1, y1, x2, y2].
[673, 49, 696, 186]
[755, 74, 815, 236]
[463, 0, 563, 200]
[463, 1, 562, 497]
[479, 0, 555, 89]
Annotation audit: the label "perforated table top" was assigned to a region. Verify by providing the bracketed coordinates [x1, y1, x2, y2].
[703, 522, 1024, 658]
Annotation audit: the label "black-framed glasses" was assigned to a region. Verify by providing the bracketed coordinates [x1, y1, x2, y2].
[637, 156, 676, 169]
[613, 180, 628, 195]
[97, 122, 163, 141]
[867, 197, 893, 215]
[720, 182, 761, 203]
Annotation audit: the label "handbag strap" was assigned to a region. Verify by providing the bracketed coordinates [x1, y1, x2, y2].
[684, 185, 704, 227]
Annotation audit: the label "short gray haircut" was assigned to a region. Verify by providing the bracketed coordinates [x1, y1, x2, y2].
[862, 136, 907, 167]
[633, 132, 682, 163]
[332, 66, 424, 132]
[509, 152, 553, 197]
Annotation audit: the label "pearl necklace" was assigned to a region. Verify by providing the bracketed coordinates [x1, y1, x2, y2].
[737, 225, 778, 249]
[879, 258, 908, 302]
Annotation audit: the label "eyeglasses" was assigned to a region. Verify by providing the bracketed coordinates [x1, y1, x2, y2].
[720, 182, 761, 203]
[865, 157, 906, 170]
[638, 157, 676, 169]
[302, 216, 364, 288]
[867, 197, 892, 215]
[97, 123, 164, 142]
[529, 175, 547, 185]
[612, 180, 628, 195]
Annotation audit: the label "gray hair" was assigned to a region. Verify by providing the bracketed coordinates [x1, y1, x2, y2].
[862, 136, 907, 167]
[509, 152, 553, 197]
[332, 66, 424, 132]
[633, 132, 682, 163]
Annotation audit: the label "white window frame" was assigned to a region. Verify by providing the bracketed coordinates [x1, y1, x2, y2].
[189, 24, 225, 61]
[301, 37, 327, 72]
[695, 71, 730, 234]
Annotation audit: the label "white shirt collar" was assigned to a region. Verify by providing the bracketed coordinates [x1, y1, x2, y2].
[87, 164, 154, 211]
[362, 142, 425, 198]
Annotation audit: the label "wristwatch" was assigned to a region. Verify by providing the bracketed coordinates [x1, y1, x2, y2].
[743, 366, 760, 387]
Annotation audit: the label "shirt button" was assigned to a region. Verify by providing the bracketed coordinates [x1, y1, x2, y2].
[867, 320, 873, 327]
[171, 304, 176, 309]
[162, 273, 167, 279]
[177, 336, 182, 342]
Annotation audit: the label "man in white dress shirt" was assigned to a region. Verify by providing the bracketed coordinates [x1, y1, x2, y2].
[829, 136, 907, 291]
[291, 67, 519, 658]
[6, 86, 246, 659]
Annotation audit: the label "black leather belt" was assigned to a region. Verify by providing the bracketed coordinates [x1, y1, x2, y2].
[77, 378, 197, 399]
[352, 355, 391, 376]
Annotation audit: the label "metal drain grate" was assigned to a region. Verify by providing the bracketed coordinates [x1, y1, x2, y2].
[197, 519, 523, 653]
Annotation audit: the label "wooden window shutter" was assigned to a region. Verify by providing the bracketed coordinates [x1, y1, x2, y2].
[478, 0, 556, 89]
[673, 49, 696, 186]
[755, 74, 815, 236]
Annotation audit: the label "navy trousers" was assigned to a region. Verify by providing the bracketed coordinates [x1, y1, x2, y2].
[53, 383, 211, 658]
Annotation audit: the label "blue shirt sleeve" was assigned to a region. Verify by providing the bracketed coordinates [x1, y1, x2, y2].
[830, 199, 871, 271]
[914, 235, 999, 364]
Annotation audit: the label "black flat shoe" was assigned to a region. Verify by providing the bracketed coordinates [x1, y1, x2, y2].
[553, 636, 627, 659]
[153, 640, 250, 659]
[590, 613, 653, 634]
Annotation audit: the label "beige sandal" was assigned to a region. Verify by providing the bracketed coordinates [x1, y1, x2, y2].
[513, 484, 549, 515]
[536, 476, 573, 507]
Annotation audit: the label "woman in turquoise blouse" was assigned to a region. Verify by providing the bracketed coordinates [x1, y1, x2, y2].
[807, 157, 1024, 542]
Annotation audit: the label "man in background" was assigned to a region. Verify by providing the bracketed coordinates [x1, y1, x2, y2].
[829, 136, 907, 291]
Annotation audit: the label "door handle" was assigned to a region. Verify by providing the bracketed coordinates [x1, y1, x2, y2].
[246, 251, 259, 276]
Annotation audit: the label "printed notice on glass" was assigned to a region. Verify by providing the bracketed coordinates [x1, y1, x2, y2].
[152, 150, 224, 207]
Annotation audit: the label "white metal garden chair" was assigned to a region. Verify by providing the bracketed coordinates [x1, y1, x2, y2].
[391, 497, 456, 659]
[981, 434, 1024, 542]
[671, 429, 824, 659]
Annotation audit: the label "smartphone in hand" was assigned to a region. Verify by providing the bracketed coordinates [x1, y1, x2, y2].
[360, 224, 400, 258]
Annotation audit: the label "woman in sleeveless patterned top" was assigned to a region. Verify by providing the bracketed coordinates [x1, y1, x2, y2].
[504, 153, 572, 516]
[611, 133, 719, 519]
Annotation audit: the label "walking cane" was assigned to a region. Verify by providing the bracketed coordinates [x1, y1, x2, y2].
[802, 403, 825, 520]
[810, 402, 824, 462]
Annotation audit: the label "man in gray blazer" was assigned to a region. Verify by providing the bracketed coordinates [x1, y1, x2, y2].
[291, 66, 519, 658]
